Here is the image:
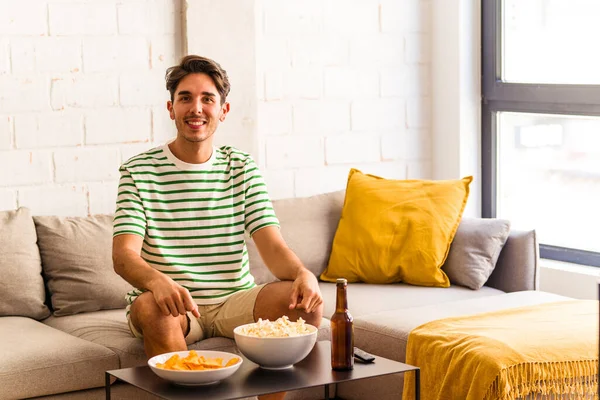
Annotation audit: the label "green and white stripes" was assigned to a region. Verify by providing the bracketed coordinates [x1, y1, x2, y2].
[114, 144, 279, 305]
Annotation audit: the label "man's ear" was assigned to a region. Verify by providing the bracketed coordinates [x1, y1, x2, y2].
[219, 102, 230, 122]
[167, 101, 175, 120]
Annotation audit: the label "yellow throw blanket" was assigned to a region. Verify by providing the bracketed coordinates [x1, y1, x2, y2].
[403, 300, 598, 400]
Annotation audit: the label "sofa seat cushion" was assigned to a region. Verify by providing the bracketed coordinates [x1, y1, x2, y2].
[352, 290, 569, 362]
[43, 309, 148, 369]
[43, 310, 331, 369]
[0, 316, 118, 400]
[334, 291, 569, 400]
[319, 281, 505, 319]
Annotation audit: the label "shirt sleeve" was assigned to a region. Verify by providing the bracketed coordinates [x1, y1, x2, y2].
[243, 157, 280, 236]
[113, 166, 147, 238]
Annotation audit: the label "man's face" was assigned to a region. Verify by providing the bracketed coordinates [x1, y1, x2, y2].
[167, 73, 230, 144]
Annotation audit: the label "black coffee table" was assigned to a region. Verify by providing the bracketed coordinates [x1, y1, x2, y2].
[105, 341, 420, 399]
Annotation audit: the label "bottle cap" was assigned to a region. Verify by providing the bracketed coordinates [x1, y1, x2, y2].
[336, 278, 347, 284]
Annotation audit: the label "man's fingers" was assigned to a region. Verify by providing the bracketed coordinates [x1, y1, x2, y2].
[175, 297, 187, 316]
[289, 287, 299, 310]
[163, 298, 178, 317]
[312, 296, 323, 313]
[298, 294, 311, 311]
[304, 297, 316, 313]
[182, 290, 200, 318]
[189, 303, 200, 318]
[303, 294, 323, 313]
[170, 291, 187, 316]
[158, 301, 171, 316]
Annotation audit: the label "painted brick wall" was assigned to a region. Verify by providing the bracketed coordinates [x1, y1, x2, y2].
[256, 0, 433, 199]
[1, 0, 433, 215]
[0, 0, 183, 215]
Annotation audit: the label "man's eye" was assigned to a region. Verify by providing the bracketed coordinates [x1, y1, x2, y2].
[203, 97, 213, 103]
[180, 96, 190, 101]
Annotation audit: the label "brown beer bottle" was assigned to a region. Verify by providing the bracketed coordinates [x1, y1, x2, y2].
[331, 278, 354, 370]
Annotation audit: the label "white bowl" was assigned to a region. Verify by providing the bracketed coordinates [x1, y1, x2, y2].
[148, 350, 242, 386]
[233, 323, 318, 370]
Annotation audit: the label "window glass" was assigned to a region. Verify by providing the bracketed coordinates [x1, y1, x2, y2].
[497, 112, 600, 253]
[503, 0, 600, 84]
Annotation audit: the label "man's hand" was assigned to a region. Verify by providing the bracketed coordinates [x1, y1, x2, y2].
[289, 269, 323, 313]
[113, 234, 200, 319]
[148, 275, 200, 318]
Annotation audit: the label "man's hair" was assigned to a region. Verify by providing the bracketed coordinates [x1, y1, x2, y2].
[165, 55, 231, 104]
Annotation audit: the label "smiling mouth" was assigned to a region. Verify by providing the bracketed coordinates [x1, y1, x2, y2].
[185, 120, 207, 128]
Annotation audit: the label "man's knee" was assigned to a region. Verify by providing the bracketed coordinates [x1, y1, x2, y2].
[255, 281, 292, 306]
[130, 292, 162, 321]
[301, 302, 323, 328]
[130, 292, 183, 333]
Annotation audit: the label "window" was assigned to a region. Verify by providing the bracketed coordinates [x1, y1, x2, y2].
[482, 0, 600, 267]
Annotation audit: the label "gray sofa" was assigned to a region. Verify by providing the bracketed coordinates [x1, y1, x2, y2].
[0, 191, 567, 400]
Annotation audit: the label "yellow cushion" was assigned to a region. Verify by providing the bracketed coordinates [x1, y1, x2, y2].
[320, 169, 472, 287]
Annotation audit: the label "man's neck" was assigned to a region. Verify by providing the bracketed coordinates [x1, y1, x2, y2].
[169, 138, 213, 164]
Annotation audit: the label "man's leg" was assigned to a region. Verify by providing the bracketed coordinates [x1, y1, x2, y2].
[253, 281, 324, 400]
[129, 292, 189, 358]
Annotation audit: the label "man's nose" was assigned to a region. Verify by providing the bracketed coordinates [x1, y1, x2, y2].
[190, 98, 202, 114]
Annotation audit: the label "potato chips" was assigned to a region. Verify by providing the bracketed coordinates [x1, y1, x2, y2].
[156, 350, 240, 371]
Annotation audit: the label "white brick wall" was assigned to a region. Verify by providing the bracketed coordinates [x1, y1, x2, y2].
[85, 108, 151, 145]
[54, 148, 121, 183]
[49, 3, 117, 36]
[0, 189, 16, 210]
[88, 182, 119, 216]
[256, 0, 433, 199]
[0, 116, 12, 149]
[15, 111, 83, 148]
[1, 0, 432, 214]
[0, 37, 9, 73]
[266, 136, 324, 169]
[83, 37, 149, 72]
[263, 169, 295, 201]
[0, 1, 47, 36]
[19, 185, 88, 217]
[0, 151, 53, 186]
[0, 0, 182, 215]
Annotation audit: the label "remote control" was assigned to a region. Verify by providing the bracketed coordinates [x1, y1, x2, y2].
[354, 347, 376, 363]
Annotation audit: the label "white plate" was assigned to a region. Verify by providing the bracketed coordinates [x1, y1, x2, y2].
[148, 350, 242, 386]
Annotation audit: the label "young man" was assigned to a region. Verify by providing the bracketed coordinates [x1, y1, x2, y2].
[112, 55, 323, 400]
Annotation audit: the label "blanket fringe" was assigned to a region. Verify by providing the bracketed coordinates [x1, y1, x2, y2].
[483, 359, 599, 400]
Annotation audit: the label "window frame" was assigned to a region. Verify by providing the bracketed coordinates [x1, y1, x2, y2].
[481, 0, 600, 267]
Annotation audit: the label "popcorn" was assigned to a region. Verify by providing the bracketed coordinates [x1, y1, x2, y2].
[239, 316, 311, 338]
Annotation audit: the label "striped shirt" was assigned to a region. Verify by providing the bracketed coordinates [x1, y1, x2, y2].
[113, 142, 279, 306]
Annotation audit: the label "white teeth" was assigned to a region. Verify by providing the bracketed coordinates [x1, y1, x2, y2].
[187, 121, 205, 126]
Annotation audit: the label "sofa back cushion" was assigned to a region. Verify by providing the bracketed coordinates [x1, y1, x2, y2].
[0, 208, 50, 320]
[247, 191, 345, 284]
[34, 215, 134, 316]
[320, 170, 472, 286]
[441, 218, 511, 290]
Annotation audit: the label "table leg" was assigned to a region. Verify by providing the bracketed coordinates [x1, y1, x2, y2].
[105, 372, 111, 400]
[324, 383, 330, 400]
[415, 368, 420, 400]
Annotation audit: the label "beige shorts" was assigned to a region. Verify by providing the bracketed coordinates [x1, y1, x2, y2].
[127, 284, 266, 345]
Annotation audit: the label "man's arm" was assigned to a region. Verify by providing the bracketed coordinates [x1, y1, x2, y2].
[251, 226, 322, 313]
[112, 234, 199, 318]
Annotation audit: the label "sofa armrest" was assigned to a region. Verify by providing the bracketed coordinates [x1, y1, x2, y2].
[485, 229, 540, 292]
